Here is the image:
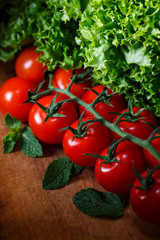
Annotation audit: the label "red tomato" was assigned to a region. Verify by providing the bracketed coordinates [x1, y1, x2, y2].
[28, 94, 78, 144]
[130, 169, 160, 224]
[79, 85, 126, 122]
[53, 68, 91, 98]
[0, 77, 37, 122]
[62, 117, 112, 167]
[112, 107, 158, 140]
[143, 135, 160, 168]
[15, 46, 47, 84]
[94, 141, 146, 194]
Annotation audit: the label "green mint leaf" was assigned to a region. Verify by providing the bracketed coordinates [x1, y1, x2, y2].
[5, 113, 21, 130]
[43, 157, 83, 190]
[71, 163, 84, 177]
[73, 188, 125, 217]
[18, 126, 43, 158]
[3, 131, 20, 154]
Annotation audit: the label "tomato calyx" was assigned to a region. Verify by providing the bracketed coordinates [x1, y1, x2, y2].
[61, 112, 103, 140]
[132, 163, 160, 191]
[34, 93, 76, 123]
[85, 136, 129, 164]
[114, 99, 146, 124]
[67, 68, 92, 91]
[90, 86, 119, 108]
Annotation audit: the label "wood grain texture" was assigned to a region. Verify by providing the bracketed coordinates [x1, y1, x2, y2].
[0, 61, 160, 240]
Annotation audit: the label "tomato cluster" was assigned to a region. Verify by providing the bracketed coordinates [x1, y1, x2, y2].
[0, 46, 160, 225]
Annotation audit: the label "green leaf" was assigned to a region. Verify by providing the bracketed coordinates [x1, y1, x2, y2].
[42, 157, 83, 189]
[3, 131, 20, 154]
[5, 113, 21, 130]
[73, 188, 125, 217]
[18, 126, 43, 157]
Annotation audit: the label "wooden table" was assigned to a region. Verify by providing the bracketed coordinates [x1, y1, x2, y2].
[0, 61, 160, 240]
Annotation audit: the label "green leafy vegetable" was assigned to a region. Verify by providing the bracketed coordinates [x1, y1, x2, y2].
[3, 113, 43, 157]
[3, 131, 20, 154]
[5, 113, 21, 130]
[42, 157, 83, 189]
[19, 126, 43, 157]
[77, 0, 160, 116]
[73, 188, 125, 217]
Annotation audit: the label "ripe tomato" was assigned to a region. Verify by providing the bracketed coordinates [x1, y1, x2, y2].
[0, 77, 37, 122]
[15, 46, 47, 84]
[130, 169, 160, 224]
[53, 68, 91, 98]
[94, 141, 146, 194]
[143, 135, 160, 168]
[62, 117, 112, 167]
[28, 94, 78, 144]
[112, 107, 158, 140]
[79, 85, 126, 122]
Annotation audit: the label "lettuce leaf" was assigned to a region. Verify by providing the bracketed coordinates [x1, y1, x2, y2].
[77, 0, 160, 116]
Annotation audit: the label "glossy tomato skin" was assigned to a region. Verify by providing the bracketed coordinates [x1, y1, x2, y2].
[53, 68, 91, 98]
[15, 46, 47, 84]
[143, 135, 160, 168]
[62, 117, 112, 167]
[130, 170, 160, 224]
[112, 107, 158, 140]
[28, 94, 78, 144]
[79, 85, 126, 122]
[0, 77, 37, 122]
[94, 141, 146, 194]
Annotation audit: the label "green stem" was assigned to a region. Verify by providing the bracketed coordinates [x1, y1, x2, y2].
[31, 86, 160, 162]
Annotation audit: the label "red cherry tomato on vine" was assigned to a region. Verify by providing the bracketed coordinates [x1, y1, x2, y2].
[130, 169, 160, 224]
[0, 77, 37, 122]
[112, 107, 158, 140]
[53, 68, 91, 98]
[79, 85, 126, 122]
[15, 46, 47, 84]
[62, 117, 112, 167]
[94, 141, 146, 194]
[143, 135, 160, 168]
[28, 94, 78, 144]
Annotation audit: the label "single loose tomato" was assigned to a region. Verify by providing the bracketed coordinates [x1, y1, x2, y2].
[15, 46, 47, 84]
[94, 141, 146, 194]
[0, 77, 37, 122]
[53, 68, 91, 98]
[28, 94, 78, 144]
[79, 85, 126, 122]
[143, 135, 160, 168]
[130, 169, 160, 224]
[112, 107, 158, 140]
[62, 117, 112, 167]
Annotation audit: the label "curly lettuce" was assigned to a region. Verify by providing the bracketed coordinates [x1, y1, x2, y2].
[77, 0, 160, 116]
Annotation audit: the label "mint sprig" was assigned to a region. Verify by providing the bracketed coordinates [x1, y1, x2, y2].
[19, 126, 43, 157]
[42, 157, 83, 190]
[3, 113, 43, 158]
[73, 188, 125, 217]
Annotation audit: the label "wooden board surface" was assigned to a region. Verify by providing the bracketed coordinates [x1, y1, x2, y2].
[0, 61, 160, 240]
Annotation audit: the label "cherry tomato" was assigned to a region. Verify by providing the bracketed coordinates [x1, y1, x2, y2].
[112, 107, 158, 140]
[94, 141, 146, 194]
[143, 135, 160, 168]
[28, 94, 78, 144]
[0, 77, 37, 122]
[15, 46, 47, 84]
[130, 169, 160, 224]
[53, 68, 91, 98]
[62, 117, 112, 167]
[79, 85, 126, 122]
